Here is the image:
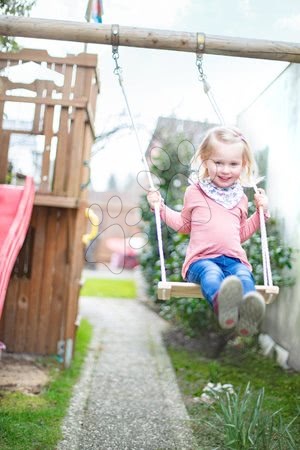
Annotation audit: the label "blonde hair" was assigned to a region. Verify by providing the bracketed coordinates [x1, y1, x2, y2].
[190, 126, 257, 186]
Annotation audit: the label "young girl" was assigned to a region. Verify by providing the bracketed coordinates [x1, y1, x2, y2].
[147, 126, 269, 336]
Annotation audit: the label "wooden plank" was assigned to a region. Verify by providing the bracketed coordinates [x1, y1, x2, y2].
[157, 281, 279, 304]
[0, 78, 6, 130]
[39, 104, 54, 193]
[33, 80, 49, 133]
[0, 47, 98, 67]
[66, 66, 89, 197]
[62, 64, 74, 98]
[35, 208, 57, 354]
[73, 65, 86, 97]
[48, 209, 69, 353]
[80, 124, 93, 201]
[82, 67, 93, 100]
[63, 204, 86, 365]
[67, 109, 85, 197]
[86, 103, 96, 139]
[34, 194, 78, 208]
[79, 65, 96, 195]
[0, 77, 62, 94]
[52, 63, 73, 195]
[65, 65, 86, 197]
[0, 131, 10, 183]
[13, 276, 30, 352]
[89, 73, 99, 114]
[157, 281, 202, 300]
[0, 95, 87, 108]
[0, 17, 299, 62]
[52, 108, 69, 195]
[53, 63, 63, 74]
[95, 67, 101, 94]
[2, 60, 19, 67]
[82, 66, 96, 138]
[25, 207, 46, 353]
[1, 128, 42, 135]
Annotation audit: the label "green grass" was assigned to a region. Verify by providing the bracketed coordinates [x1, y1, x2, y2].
[0, 319, 92, 450]
[0, 277, 136, 449]
[80, 277, 136, 298]
[167, 340, 300, 449]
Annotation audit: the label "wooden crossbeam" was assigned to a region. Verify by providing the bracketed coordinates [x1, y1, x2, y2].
[0, 16, 299, 62]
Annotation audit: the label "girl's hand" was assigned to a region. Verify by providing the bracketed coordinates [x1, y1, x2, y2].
[147, 189, 163, 210]
[254, 188, 268, 212]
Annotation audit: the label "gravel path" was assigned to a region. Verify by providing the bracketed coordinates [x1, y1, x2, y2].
[58, 297, 197, 450]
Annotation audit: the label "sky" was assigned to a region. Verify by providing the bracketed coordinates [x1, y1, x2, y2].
[17, 0, 300, 190]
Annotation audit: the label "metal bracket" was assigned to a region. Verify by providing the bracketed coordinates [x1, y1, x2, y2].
[111, 24, 120, 52]
[196, 32, 206, 53]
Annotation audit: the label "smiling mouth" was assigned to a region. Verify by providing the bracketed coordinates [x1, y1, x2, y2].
[218, 176, 231, 181]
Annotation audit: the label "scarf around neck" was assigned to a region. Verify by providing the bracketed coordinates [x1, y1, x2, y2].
[199, 178, 244, 209]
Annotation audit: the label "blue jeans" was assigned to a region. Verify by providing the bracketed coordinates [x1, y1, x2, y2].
[186, 255, 255, 308]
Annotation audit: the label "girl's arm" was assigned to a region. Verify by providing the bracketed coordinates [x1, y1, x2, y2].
[240, 189, 270, 242]
[240, 210, 260, 242]
[147, 188, 192, 234]
[161, 203, 191, 234]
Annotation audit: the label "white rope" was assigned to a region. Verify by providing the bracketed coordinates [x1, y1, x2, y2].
[252, 183, 273, 287]
[202, 78, 226, 125]
[111, 37, 167, 282]
[154, 203, 167, 282]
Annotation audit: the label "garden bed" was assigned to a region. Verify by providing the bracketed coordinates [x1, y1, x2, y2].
[164, 325, 300, 449]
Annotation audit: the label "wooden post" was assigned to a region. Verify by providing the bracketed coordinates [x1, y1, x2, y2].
[0, 16, 299, 62]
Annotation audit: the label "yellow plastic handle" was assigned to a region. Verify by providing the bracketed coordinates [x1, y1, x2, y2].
[82, 208, 99, 245]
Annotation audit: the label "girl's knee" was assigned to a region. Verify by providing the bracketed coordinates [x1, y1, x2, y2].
[236, 266, 253, 281]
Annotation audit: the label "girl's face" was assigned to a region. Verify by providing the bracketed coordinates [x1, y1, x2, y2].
[204, 140, 245, 188]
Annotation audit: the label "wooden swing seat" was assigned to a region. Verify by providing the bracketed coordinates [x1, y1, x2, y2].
[157, 281, 279, 304]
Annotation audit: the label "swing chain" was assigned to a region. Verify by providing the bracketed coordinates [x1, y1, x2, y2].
[195, 54, 205, 81]
[195, 32, 206, 81]
[195, 53, 210, 94]
[111, 24, 123, 80]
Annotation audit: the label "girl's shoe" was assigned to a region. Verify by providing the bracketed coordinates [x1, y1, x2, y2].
[237, 291, 266, 336]
[217, 276, 243, 329]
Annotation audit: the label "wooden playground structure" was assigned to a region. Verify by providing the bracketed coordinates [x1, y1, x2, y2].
[0, 16, 299, 366]
[0, 48, 99, 366]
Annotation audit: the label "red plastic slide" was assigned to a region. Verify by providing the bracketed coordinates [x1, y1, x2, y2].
[0, 177, 35, 319]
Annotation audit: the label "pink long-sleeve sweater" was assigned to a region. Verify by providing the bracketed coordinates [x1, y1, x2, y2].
[160, 183, 263, 279]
